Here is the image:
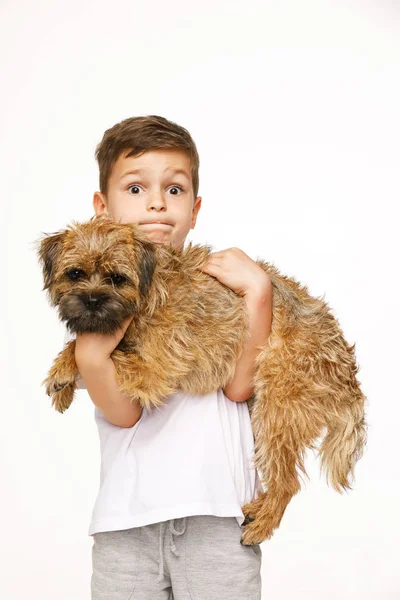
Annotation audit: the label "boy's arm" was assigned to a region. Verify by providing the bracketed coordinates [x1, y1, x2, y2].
[200, 247, 273, 403]
[70, 315, 141, 428]
[78, 358, 143, 428]
[223, 283, 272, 402]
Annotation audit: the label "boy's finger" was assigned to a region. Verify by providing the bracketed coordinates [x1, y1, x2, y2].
[122, 314, 134, 329]
[115, 315, 132, 336]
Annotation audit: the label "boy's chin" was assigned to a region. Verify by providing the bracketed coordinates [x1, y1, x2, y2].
[141, 229, 184, 249]
[142, 230, 171, 244]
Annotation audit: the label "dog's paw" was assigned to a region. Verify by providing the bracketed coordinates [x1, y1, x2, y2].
[46, 380, 70, 395]
[51, 386, 75, 413]
[241, 499, 259, 523]
[242, 514, 256, 527]
[240, 520, 263, 546]
[43, 377, 76, 413]
[240, 496, 270, 545]
[240, 515, 260, 546]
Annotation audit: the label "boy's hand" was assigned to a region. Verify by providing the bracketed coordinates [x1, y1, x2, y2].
[200, 247, 270, 297]
[75, 314, 134, 369]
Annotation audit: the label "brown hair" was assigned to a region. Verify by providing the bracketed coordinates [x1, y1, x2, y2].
[95, 115, 200, 199]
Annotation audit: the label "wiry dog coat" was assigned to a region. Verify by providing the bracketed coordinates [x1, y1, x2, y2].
[36, 215, 368, 545]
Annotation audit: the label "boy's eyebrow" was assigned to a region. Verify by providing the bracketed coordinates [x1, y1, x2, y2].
[120, 168, 190, 181]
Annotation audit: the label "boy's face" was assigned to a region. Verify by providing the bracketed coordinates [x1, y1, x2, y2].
[93, 149, 202, 251]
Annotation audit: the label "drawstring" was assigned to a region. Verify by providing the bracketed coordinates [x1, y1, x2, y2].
[157, 517, 187, 582]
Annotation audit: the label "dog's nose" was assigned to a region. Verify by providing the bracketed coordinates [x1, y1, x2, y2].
[85, 295, 102, 309]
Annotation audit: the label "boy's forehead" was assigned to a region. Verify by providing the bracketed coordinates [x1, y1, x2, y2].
[112, 149, 191, 182]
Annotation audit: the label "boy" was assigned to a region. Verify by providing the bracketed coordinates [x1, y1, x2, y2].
[66, 115, 272, 599]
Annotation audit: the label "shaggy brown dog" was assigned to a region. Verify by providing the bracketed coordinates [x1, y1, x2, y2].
[36, 214, 367, 546]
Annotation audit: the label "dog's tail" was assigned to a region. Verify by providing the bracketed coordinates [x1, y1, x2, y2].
[317, 343, 368, 493]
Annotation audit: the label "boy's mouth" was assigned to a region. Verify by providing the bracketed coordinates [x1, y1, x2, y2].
[139, 222, 172, 227]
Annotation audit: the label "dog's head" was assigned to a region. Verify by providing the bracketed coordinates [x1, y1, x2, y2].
[35, 214, 157, 335]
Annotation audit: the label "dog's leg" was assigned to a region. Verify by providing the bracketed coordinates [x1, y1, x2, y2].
[240, 468, 301, 546]
[241, 379, 367, 545]
[42, 340, 79, 413]
[240, 371, 317, 545]
[111, 349, 176, 412]
[240, 416, 310, 546]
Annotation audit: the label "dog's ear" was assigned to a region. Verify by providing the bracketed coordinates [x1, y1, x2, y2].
[136, 239, 156, 298]
[36, 231, 65, 290]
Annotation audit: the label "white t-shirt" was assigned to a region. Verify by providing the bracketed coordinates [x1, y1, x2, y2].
[63, 329, 264, 535]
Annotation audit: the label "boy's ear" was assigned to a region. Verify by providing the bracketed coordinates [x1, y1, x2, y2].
[191, 196, 202, 228]
[36, 231, 65, 290]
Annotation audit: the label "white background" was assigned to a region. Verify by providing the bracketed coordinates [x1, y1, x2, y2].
[1, 0, 399, 598]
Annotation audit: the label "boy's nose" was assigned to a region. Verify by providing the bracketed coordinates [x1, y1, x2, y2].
[147, 194, 167, 209]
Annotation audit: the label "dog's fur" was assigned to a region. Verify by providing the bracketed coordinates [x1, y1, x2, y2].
[36, 214, 368, 545]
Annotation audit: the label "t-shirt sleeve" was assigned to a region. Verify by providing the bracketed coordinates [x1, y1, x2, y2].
[63, 328, 87, 390]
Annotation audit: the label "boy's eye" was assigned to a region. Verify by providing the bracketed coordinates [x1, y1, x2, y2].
[169, 186, 183, 195]
[127, 184, 184, 195]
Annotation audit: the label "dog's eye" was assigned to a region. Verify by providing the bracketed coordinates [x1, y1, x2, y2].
[108, 273, 126, 285]
[67, 269, 85, 280]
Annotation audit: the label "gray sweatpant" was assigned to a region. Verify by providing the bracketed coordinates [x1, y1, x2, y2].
[91, 514, 262, 599]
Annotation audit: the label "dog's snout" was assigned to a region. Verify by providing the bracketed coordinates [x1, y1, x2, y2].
[83, 294, 104, 310]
